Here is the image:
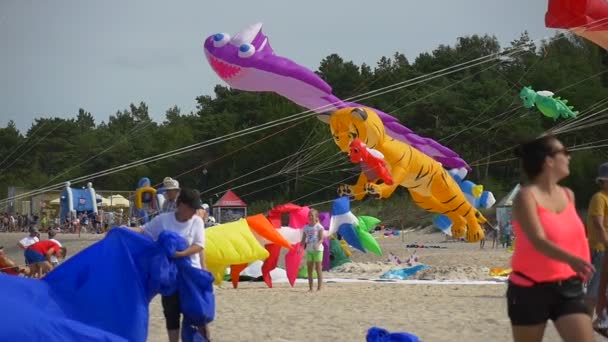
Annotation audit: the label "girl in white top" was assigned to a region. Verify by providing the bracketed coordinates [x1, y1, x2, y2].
[300, 209, 325, 292]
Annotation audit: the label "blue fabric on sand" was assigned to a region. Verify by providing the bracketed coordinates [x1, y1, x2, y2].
[367, 327, 420, 342]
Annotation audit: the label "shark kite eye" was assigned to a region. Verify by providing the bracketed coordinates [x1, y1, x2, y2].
[212, 33, 230, 48]
[238, 43, 256, 58]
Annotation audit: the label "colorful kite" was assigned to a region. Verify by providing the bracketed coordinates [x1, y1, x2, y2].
[329, 107, 487, 242]
[349, 139, 394, 186]
[520, 86, 578, 120]
[546, 0, 608, 50]
[433, 168, 496, 235]
[203, 23, 470, 171]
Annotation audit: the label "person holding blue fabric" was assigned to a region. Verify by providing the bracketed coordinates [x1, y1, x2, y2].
[130, 188, 209, 342]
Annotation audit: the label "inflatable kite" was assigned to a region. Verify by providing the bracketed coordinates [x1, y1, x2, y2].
[203, 23, 470, 170]
[0, 229, 215, 342]
[265, 203, 308, 287]
[212, 200, 383, 288]
[433, 168, 496, 235]
[328, 197, 384, 254]
[133, 177, 164, 224]
[520, 86, 578, 120]
[350, 139, 394, 186]
[205, 214, 297, 287]
[330, 108, 487, 242]
[203, 23, 490, 242]
[356, 216, 383, 255]
[203, 206, 311, 288]
[330, 197, 365, 252]
[546, 0, 608, 50]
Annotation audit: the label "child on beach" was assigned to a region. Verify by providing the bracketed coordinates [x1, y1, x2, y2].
[300, 209, 324, 291]
[25, 240, 67, 278]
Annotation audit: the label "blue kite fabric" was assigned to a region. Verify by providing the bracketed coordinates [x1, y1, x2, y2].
[367, 327, 420, 342]
[330, 197, 365, 252]
[379, 264, 429, 280]
[0, 228, 215, 342]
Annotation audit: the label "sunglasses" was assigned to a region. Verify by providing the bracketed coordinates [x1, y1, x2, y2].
[550, 147, 570, 157]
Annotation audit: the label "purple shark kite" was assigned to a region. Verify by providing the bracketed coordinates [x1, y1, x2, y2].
[203, 23, 470, 170]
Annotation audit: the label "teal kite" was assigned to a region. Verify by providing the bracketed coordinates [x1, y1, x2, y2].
[520, 86, 578, 120]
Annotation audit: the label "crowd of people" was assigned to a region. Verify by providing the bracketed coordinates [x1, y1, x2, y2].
[0, 212, 44, 232]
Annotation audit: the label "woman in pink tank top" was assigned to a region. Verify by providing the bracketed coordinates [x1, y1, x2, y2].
[508, 135, 595, 342]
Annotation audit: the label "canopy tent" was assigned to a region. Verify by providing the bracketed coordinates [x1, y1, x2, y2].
[212, 190, 247, 224]
[106, 195, 130, 208]
[95, 194, 112, 207]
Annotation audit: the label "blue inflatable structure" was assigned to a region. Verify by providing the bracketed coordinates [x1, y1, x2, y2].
[59, 181, 98, 221]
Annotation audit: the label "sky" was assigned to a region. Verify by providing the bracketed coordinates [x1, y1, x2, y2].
[0, 0, 557, 133]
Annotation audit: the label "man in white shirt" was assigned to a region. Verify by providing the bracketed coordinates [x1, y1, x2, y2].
[130, 188, 208, 342]
[160, 177, 180, 214]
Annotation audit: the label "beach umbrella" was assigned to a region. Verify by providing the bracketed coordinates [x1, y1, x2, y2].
[107, 195, 130, 208]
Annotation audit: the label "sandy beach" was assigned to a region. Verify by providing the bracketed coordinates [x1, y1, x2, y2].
[1, 228, 603, 341]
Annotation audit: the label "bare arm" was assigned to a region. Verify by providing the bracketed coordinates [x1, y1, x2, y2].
[300, 230, 306, 247]
[593, 215, 608, 245]
[17, 242, 26, 250]
[175, 244, 203, 258]
[199, 250, 206, 270]
[0, 255, 16, 269]
[127, 226, 144, 233]
[589, 192, 608, 245]
[512, 187, 578, 264]
[316, 227, 324, 249]
[46, 249, 56, 262]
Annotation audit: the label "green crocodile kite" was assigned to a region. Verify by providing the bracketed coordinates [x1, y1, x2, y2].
[519, 86, 579, 120]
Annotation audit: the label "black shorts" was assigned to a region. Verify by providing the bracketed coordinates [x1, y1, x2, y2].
[507, 279, 589, 325]
[161, 292, 182, 330]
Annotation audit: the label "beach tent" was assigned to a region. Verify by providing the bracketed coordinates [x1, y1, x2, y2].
[212, 190, 247, 224]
